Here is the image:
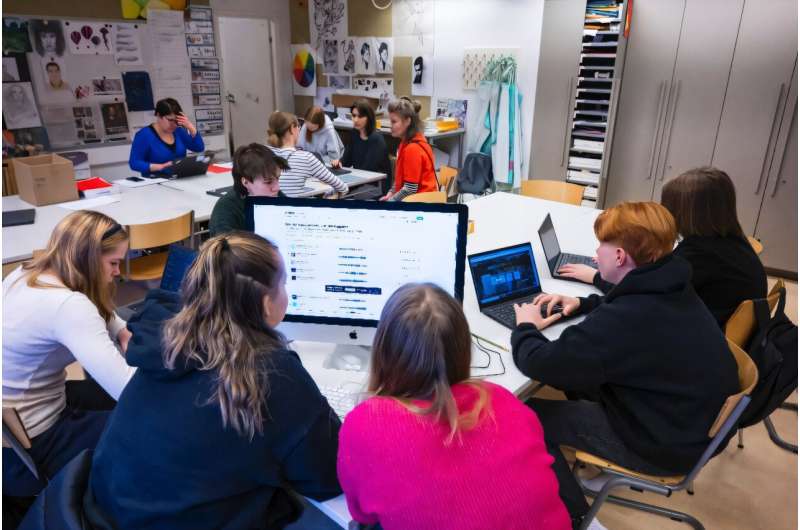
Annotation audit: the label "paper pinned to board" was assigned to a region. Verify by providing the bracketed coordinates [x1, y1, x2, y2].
[58, 195, 121, 210]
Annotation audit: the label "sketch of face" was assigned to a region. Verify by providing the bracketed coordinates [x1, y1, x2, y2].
[324, 43, 337, 67]
[379, 44, 388, 68]
[10, 85, 24, 103]
[46, 64, 64, 89]
[361, 44, 370, 68]
[40, 31, 57, 54]
[413, 61, 423, 83]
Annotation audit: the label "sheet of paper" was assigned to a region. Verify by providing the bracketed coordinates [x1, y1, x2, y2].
[116, 177, 168, 188]
[59, 195, 121, 210]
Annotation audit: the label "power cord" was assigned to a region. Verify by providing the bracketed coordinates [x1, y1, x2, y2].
[470, 333, 507, 378]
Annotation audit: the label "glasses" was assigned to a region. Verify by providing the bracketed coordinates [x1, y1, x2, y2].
[162, 116, 178, 124]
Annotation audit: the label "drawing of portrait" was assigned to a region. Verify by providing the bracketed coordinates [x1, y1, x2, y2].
[413, 56, 423, 84]
[2, 83, 42, 129]
[310, 0, 346, 50]
[29, 19, 65, 58]
[323, 39, 339, 74]
[355, 38, 374, 75]
[340, 38, 355, 75]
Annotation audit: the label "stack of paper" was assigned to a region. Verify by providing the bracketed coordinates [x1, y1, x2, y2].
[569, 156, 602, 171]
[568, 170, 600, 186]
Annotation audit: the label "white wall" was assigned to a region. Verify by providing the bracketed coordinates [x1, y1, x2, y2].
[431, 0, 545, 176]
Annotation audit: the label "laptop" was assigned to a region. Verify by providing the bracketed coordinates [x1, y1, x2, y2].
[117, 245, 198, 320]
[206, 185, 233, 198]
[328, 166, 351, 176]
[2, 209, 36, 227]
[538, 213, 597, 282]
[170, 154, 215, 179]
[468, 243, 544, 329]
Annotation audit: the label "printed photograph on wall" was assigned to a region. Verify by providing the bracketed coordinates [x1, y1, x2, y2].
[411, 55, 433, 97]
[38, 57, 75, 106]
[91, 77, 123, 96]
[322, 39, 339, 74]
[100, 102, 129, 135]
[354, 38, 374, 76]
[2, 82, 42, 129]
[436, 98, 468, 127]
[373, 37, 393, 74]
[309, 0, 347, 51]
[28, 20, 65, 58]
[63, 21, 114, 55]
[291, 44, 317, 96]
[339, 38, 356, 75]
[327, 75, 351, 90]
[3, 18, 32, 54]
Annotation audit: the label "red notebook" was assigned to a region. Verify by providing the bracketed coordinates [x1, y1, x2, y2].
[207, 164, 230, 174]
[76, 177, 114, 198]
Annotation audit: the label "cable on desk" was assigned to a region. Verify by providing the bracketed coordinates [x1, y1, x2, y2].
[470, 334, 506, 378]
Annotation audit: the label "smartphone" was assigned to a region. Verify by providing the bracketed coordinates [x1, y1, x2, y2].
[126, 176, 144, 182]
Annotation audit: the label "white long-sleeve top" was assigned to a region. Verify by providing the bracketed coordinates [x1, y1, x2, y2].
[270, 146, 349, 197]
[2, 267, 136, 438]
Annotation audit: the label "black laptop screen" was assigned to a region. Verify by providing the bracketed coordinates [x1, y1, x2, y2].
[538, 214, 561, 266]
[468, 243, 541, 308]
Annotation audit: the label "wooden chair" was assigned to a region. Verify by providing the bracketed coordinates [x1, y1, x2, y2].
[402, 191, 447, 203]
[437, 166, 458, 192]
[520, 179, 584, 206]
[124, 211, 194, 281]
[575, 338, 758, 530]
[3, 408, 39, 480]
[725, 279, 796, 452]
[747, 236, 764, 255]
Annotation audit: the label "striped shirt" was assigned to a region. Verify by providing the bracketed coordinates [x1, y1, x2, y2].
[268, 146, 349, 197]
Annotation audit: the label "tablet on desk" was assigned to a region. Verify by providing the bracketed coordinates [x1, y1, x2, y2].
[3, 209, 36, 227]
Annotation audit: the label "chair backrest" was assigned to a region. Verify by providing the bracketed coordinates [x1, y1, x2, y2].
[402, 191, 447, 203]
[724, 279, 785, 350]
[708, 339, 759, 438]
[3, 408, 39, 480]
[126, 211, 194, 251]
[747, 236, 764, 255]
[520, 179, 584, 206]
[437, 166, 458, 192]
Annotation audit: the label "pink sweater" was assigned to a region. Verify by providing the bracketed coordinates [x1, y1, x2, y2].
[337, 382, 571, 530]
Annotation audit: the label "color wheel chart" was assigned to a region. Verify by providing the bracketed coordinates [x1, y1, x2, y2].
[293, 49, 316, 87]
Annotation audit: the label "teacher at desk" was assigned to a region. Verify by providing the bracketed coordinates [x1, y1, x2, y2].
[129, 98, 205, 176]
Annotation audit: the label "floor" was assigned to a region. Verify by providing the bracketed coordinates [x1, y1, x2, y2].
[66, 279, 798, 530]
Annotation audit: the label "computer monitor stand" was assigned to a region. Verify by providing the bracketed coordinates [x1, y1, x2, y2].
[322, 344, 372, 373]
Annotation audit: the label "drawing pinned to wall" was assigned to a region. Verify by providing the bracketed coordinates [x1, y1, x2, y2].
[327, 75, 351, 90]
[309, 0, 347, 51]
[100, 102, 129, 135]
[354, 38, 374, 75]
[122, 71, 154, 111]
[91, 77, 123, 96]
[29, 20, 66, 59]
[411, 55, 433, 97]
[436, 98, 468, 128]
[373, 38, 393, 74]
[3, 18, 31, 54]
[315, 87, 336, 112]
[114, 23, 144, 65]
[38, 58, 75, 105]
[73, 106, 99, 142]
[291, 44, 317, 96]
[63, 21, 114, 55]
[339, 38, 356, 75]
[3, 58, 20, 82]
[353, 78, 394, 112]
[322, 39, 339, 74]
[120, 0, 187, 20]
[393, 0, 434, 56]
[3, 83, 42, 129]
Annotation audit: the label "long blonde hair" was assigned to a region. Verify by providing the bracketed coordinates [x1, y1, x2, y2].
[369, 283, 492, 443]
[20, 210, 128, 322]
[267, 111, 299, 148]
[161, 232, 285, 439]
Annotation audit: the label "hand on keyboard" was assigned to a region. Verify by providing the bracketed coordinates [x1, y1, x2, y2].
[556, 263, 597, 284]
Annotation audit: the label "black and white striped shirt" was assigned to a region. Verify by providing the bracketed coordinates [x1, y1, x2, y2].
[269, 146, 348, 197]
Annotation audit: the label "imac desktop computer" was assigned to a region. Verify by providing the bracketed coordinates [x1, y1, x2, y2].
[246, 196, 468, 371]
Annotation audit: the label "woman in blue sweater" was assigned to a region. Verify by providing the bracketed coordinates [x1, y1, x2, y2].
[129, 98, 205, 175]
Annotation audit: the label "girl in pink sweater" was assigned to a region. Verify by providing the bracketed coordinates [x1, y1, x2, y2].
[337, 283, 571, 530]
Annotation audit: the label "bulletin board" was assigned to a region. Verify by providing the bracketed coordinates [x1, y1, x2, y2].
[2, 5, 223, 152]
[289, 0, 431, 119]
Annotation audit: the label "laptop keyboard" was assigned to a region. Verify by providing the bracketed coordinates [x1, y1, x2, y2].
[556, 253, 596, 270]
[484, 295, 536, 327]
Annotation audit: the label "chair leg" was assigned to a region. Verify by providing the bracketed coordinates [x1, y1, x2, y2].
[763, 416, 798, 454]
[597, 493, 705, 530]
[687, 481, 694, 495]
[779, 402, 797, 412]
[737, 428, 744, 449]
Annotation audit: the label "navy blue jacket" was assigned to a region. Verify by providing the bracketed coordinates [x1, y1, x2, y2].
[86, 290, 342, 529]
[512, 255, 739, 473]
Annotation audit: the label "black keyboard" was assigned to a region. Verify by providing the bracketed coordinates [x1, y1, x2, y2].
[556, 253, 596, 270]
[328, 167, 352, 176]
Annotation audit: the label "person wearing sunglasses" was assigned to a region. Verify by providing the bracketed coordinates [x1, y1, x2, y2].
[129, 98, 205, 176]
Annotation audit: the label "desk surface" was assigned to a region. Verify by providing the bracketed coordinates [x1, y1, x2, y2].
[333, 121, 465, 140]
[308, 192, 602, 527]
[2, 167, 386, 264]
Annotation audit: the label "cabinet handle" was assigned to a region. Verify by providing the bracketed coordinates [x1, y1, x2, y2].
[756, 83, 786, 195]
[646, 81, 667, 181]
[658, 80, 681, 182]
[560, 76, 575, 167]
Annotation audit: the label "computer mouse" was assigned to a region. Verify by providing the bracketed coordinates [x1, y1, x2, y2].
[341, 354, 362, 371]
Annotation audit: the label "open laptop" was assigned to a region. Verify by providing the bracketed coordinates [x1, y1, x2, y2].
[2, 209, 36, 227]
[538, 213, 597, 282]
[170, 153, 214, 179]
[116, 245, 197, 320]
[468, 243, 545, 329]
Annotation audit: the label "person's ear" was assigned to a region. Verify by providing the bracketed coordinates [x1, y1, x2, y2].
[615, 247, 627, 268]
[262, 294, 272, 321]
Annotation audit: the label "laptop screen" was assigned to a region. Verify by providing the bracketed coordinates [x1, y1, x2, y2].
[538, 214, 561, 266]
[468, 243, 541, 308]
[159, 245, 198, 292]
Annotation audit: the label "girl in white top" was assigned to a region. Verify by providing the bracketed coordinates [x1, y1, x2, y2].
[266, 111, 348, 198]
[3, 210, 136, 497]
[297, 106, 345, 166]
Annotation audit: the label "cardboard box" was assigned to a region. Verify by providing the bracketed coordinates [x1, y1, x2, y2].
[12, 154, 79, 206]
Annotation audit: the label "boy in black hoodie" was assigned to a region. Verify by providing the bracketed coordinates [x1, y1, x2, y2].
[511, 202, 739, 528]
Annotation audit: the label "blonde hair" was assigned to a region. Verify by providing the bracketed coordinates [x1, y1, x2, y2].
[594, 202, 677, 265]
[161, 232, 285, 439]
[369, 283, 492, 443]
[267, 111, 299, 147]
[387, 96, 422, 141]
[21, 210, 128, 322]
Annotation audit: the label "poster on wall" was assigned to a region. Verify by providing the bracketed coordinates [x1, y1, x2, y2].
[291, 44, 317, 96]
[436, 98, 468, 127]
[73, 106, 100, 142]
[185, 21, 213, 33]
[2, 82, 42, 129]
[309, 0, 347, 51]
[63, 21, 114, 55]
[122, 71, 154, 111]
[393, 0, 434, 56]
[193, 94, 221, 106]
[114, 23, 144, 65]
[28, 20, 66, 59]
[411, 55, 433, 97]
[353, 77, 394, 111]
[354, 38, 375, 75]
[322, 39, 339, 74]
[372, 37, 393, 74]
[3, 18, 31, 54]
[91, 77, 123, 96]
[37, 58, 76, 105]
[3, 53, 31, 83]
[338, 38, 356, 75]
[100, 102, 129, 135]
[327, 75, 351, 90]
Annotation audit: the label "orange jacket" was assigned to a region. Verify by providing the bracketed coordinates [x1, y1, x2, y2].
[393, 132, 438, 193]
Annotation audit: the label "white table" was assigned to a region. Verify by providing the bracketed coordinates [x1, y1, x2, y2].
[1, 168, 387, 265]
[302, 192, 603, 527]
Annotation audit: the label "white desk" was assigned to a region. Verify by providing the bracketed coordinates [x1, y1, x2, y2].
[300, 192, 603, 527]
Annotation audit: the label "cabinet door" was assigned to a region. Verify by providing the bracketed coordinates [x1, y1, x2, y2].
[530, 0, 588, 180]
[603, 0, 685, 207]
[652, 0, 745, 200]
[755, 71, 797, 273]
[711, 0, 798, 235]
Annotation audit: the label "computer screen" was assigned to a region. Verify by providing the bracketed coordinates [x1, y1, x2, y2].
[468, 243, 541, 308]
[538, 214, 561, 263]
[246, 197, 468, 327]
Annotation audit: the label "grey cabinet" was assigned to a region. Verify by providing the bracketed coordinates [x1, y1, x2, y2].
[531, 0, 587, 180]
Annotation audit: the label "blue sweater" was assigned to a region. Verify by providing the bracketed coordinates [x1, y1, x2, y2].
[86, 290, 342, 530]
[129, 125, 205, 175]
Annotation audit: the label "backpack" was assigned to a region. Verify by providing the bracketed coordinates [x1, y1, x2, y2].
[456, 152, 495, 195]
[738, 287, 798, 428]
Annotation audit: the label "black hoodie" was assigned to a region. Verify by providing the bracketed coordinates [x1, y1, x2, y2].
[511, 255, 739, 473]
[86, 289, 342, 530]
